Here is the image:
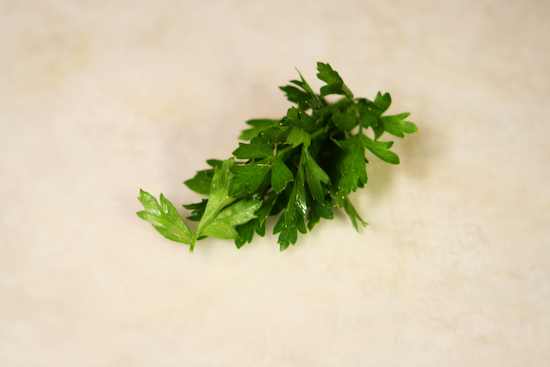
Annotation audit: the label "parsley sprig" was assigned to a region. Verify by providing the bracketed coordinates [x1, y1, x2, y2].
[138, 62, 418, 252]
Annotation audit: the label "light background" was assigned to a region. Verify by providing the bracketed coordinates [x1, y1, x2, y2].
[1, 1, 549, 366]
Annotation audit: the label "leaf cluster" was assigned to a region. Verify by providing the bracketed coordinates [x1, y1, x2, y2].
[138, 62, 418, 252]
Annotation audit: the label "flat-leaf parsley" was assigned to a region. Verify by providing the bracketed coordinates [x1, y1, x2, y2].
[138, 62, 418, 252]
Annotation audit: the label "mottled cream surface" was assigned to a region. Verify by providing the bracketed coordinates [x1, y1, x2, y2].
[1, 1, 549, 366]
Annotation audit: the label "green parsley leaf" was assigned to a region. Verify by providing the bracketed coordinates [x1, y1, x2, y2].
[333, 111, 358, 132]
[374, 91, 392, 112]
[361, 134, 400, 165]
[381, 113, 419, 138]
[260, 126, 285, 144]
[303, 146, 330, 203]
[306, 197, 334, 231]
[274, 205, 307, 251]
[316, 62, 344, 86]
[279, 85, 311, 110]
[206, 159, 224, 168]
[317, 62, 353, 100]
[183, 170, 213, 196]
[273, 210, 297, 251]
[238, 119, 280, 141]
[314, 99, 351, 122]
[271, 156, 294, 193]
[232, 137, 273, 159]
[182, 199, 207, 222]
[291, 68, 323, 110]
[256, 191, 278, 227]
[273, 156, 309, 251]
[293, 154, 308, 216]
[137, 190, 193, 245]
[192, 158, 237, 251]
[229, 163, 271, 197]
[357, 101, 378, 130]
[334, 134, 368, 196]
[202, 199, 261, 240]
[208, 199, 262, 227]
[200, 223, 239, 240]
[235, 219, 257, 249]
[284, 107, 318, 133]
[343, 197, 368, 232]
[286, 126, 312, 148]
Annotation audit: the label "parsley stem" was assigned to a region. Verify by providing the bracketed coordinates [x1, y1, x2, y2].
[310, 126, 328, 139]
[234, 163, 270, 167]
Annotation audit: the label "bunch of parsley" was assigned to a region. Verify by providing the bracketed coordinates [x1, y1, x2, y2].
[138, 62, 418, 252]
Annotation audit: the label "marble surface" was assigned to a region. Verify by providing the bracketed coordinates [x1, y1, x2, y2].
[1, 1, 549, 366]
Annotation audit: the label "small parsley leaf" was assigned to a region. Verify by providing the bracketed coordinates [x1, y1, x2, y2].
[229, 163, 271, 197]
[235, 219, 257, 249]
[271, 156, 294, 193]
[333, 111, 358, 132]
[183, 170, 213, 196]
[232, 137, 273, 159]
[381, 113, 419, 138]
[343, 197, 368, 232]
[374, 92, 392, 112]
[279, 85, 311, 110]
[137, 190, 193, 245]
[303, 147, 330, 203]
[238, 119, 280, 141]
[357, 101, 378, 130]
[334, 134, 368, 196]
[287, 126, 312, 148]
[317, 62, 354, 100]
[202, 199, 261, 240]
[361, 134, 400, 165]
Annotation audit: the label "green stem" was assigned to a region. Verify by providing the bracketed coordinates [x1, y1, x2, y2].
[310, 126, 328, 139]
[234, 163, 270, 167]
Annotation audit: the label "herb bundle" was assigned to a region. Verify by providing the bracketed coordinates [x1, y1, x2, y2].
[138, 62, 417, 252]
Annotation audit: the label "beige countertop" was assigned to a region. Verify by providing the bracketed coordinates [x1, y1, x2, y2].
[1, 1, 549, 366]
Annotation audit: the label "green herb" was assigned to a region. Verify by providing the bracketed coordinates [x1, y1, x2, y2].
[137, 62, 418, 253]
